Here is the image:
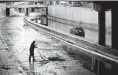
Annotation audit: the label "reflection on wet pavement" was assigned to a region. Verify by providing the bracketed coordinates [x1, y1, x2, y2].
[0, 13, 96, 75]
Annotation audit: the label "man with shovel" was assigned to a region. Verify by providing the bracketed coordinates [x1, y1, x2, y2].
[29, 40, 37, 62]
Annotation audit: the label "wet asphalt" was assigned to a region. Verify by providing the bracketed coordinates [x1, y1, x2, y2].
[0, 13, 96, 75]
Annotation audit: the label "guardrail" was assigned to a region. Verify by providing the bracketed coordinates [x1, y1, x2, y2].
[24, 16, 118, 65]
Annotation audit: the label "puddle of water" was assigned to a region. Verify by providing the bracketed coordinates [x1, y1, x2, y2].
[1, 66, 11, 70]
[48, 57, 65, 61]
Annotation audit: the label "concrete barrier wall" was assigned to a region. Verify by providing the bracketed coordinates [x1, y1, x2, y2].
[48, 19, 111, 46]
[0, 3, 6, 18]
[48, 5, 111, 46]
[48, 5, 111, 27]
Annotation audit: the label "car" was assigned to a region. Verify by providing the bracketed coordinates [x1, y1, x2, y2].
[70, 27, 85, 37]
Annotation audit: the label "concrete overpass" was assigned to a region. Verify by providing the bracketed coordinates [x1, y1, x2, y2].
[7, 4, 47, 8]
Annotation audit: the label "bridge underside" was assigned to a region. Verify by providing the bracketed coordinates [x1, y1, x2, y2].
[7, 5, 47, 8]
[0, 0, 74, 2]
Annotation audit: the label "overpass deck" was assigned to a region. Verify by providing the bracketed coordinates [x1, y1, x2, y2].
[7, 4, 47, 8]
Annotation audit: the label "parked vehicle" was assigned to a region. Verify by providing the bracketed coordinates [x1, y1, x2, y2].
[70, 27, 85, 37]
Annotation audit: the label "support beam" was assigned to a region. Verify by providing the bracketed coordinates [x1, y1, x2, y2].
[6, 7, 10, 17]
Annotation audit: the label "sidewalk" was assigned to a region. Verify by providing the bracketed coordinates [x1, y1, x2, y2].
[0, 13, 96, 75]
[0, 17, 25, 75]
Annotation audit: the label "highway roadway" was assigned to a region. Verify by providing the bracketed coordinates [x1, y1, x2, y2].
[0, 13, 95, 75]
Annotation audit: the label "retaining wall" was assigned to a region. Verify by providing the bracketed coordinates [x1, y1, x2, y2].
[48, 5, 112, 46]
[48, 5, 111, 27]
[0, 3, 6, 18]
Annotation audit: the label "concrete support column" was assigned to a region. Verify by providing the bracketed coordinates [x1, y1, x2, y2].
[92, 59, 110, 75]
[110, 3, 118, 75]
[46, 16, 48, 26]
[26, 8, 29, 16]
[92, 2, 107, 75]
[46, 7, 48, 15]
[6, 7, 10, 17]
[46, 7, 48, 26]
[31, 8, 34, 12]
[40, 15, 48, 26]
[98, 10, 106, 45]
[111, 5, 118, 50]
[96, 10, 107, 75]
[35, 19, 38, 23]
[92, 2, 118, 75]
[19, 8, 21, 13]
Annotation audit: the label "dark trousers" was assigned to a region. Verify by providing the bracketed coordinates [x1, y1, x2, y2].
[29, 53, 35, 62]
